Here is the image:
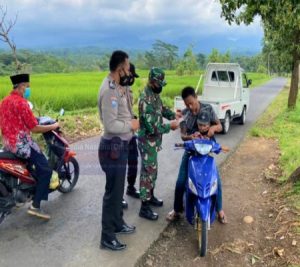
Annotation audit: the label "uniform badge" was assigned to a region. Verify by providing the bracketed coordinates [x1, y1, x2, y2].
[111, 96, 118, 108]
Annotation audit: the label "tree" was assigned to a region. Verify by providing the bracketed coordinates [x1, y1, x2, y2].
[135, 52, 148, 69]
[221, 51, 231, 63]
[96, 53, 110, 71]
[207, 48, 231, 63]
[152, 40, 179, 69]
[144, 40, 179, 69]
[176, 45, 198, 75]
[196, 53, 206, 69]
[219, 0, 300, 108]
[0, 5, 22, 71]
[144, 51, 158, 69]
[208, 48, 221, 63]
[257, 64, 267, 74]
[231, 54, 263, 72]
[262, 41, 291, 76]
[183, 46, 198, 74]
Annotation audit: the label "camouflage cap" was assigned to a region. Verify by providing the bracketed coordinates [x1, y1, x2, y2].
[149, 67, 167, 87]
[197, 111, 210, 125]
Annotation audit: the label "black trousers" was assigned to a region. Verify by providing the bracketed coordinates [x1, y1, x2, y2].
[28, 148, 52, 206]
[127, 136, 138, 187]
[98, 137, 128, 241]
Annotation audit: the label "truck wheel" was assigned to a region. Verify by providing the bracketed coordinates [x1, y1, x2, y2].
[238, 107, 246, 125]
[222, 113, 230, 134]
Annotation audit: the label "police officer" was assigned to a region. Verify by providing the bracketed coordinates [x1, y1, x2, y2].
[98, 50, 139, 251]
[138, 67, 179, 220]
[122, 63, 140, 209]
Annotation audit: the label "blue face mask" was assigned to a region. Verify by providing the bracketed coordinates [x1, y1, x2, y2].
[24, 87, 31, 99]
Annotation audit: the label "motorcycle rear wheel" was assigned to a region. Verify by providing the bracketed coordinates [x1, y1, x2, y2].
[196, 215, 208, 257]
[57, 157, 79, 193]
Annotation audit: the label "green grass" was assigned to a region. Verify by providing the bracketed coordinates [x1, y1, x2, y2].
[0, 72, 105, 111]
[247, 72, 271, 88]
[0, 70, 270, 112]
[250, 84, 300, 208]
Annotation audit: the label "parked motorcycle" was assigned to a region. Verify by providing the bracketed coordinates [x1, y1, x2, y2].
[175, 139, 228, 257]
[0, 109, 79, 224]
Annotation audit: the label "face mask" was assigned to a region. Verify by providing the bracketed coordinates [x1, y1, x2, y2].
[24, 87, 31, 99]
[200, 130, 209, 136]
[119, 73, 131, 86]
[152, 85, 163, 94]
[127, 75, 135, 86]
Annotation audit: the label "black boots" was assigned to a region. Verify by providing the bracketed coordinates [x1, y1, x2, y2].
[122, 199, 128, 209]
[139, 201, 158, 221]
[149, 196, 163, 207]
[126, 185, 140, 199]
[149, 189, 163, 207]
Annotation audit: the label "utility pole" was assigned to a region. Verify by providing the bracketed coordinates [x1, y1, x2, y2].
[267, 53, 271, 76]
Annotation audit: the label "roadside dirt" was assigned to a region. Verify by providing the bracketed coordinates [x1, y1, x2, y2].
[136, 137, 300, 267]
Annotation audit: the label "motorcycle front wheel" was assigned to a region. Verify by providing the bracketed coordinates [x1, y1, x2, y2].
[0, 182, 9, 225]
[57, 157, 79, 193]
[196, 215, 208, 257]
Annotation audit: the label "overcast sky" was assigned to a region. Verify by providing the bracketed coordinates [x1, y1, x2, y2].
[0, 0, 263, 53]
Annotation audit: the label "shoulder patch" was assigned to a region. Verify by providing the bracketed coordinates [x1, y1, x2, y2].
[109, 80, 116, 90]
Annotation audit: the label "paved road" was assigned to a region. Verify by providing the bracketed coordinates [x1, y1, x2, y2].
[0, 78, 287, 267]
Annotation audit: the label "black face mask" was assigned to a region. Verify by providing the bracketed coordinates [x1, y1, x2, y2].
[152, 85, 163, 94]
[127, 75, 135, 86]
[200, 130, 209, 136]
[119, 74, 131, 86]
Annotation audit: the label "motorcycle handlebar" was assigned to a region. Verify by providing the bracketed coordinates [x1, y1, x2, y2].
[174, 143, 184, 148]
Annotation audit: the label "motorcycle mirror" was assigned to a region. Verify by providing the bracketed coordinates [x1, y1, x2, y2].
[27, 101, 33, 110]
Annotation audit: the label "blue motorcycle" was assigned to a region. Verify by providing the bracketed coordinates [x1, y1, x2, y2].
[175, 138, 228, 257]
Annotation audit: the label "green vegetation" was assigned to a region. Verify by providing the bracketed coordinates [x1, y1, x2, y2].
[0, 72, 105, 111]
[0, 70, 271, 148]
[0, 70, 270, 112]
[0, 40, 287, 78]
[220, 1, 300, 108]
[250, 85, 300, 208]
[247, 73, 271, 88]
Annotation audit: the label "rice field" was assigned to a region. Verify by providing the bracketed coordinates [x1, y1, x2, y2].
[0, 70, 270, 112]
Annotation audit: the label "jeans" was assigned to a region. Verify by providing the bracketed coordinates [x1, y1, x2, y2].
[173, 151, 223, 213]
[27, 148, 52, 207]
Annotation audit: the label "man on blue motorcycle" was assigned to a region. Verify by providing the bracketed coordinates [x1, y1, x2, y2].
[166, 86, 227, 224]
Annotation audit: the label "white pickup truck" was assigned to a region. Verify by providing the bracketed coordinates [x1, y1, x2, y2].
[174, 63, 251, 134]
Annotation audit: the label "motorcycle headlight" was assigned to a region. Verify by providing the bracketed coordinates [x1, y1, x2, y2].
[194, 143, 212, 155]
[188, 177, 197, 195]
[210, 180, 218, 195]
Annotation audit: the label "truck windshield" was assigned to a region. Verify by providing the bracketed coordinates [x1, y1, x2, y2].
[211, 71, 235, 82]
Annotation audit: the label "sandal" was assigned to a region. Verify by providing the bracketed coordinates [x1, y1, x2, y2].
[166, 210, 181, 222]
[217, 211, 227, 224]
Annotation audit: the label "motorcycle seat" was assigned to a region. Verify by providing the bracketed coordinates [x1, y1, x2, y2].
[0, 151, 20, 160]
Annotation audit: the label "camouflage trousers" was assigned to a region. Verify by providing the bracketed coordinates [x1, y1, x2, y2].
[138, 141, 158, 201]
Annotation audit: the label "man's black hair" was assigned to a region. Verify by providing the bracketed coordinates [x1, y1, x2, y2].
[181, 86, 196, 99]
[109, 50, 129, 72]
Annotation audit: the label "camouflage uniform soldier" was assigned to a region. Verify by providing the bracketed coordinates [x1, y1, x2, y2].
[138, 67, 179, 220]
